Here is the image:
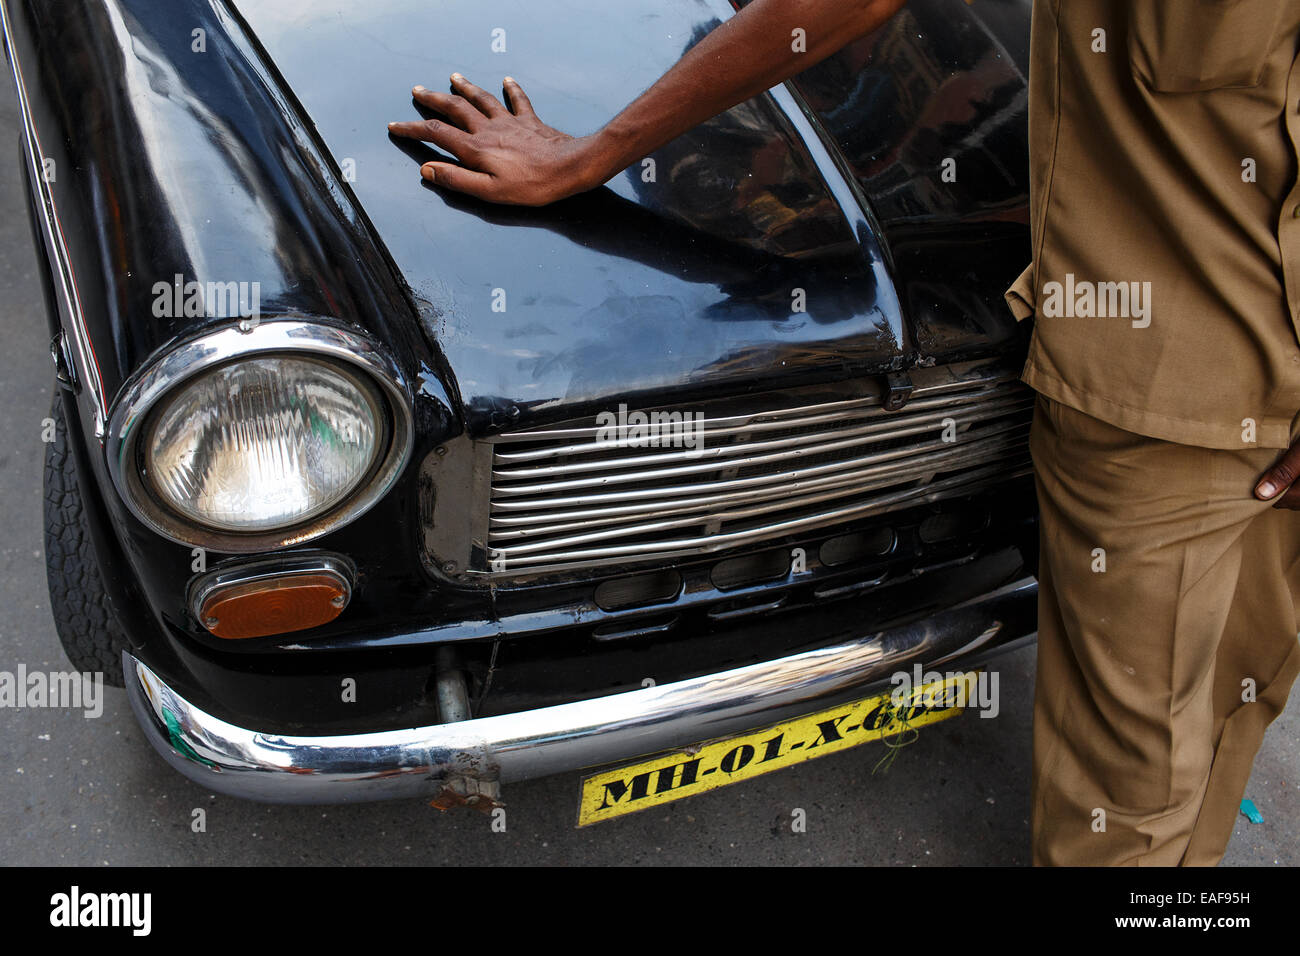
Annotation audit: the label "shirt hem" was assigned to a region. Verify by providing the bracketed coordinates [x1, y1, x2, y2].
[1020, 360, 1294, 450]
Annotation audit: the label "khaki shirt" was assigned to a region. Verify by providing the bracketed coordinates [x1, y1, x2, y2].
[1004, 1, 1300, 450]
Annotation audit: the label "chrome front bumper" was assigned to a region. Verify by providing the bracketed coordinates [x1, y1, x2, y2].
[123, 577, 1037, 804]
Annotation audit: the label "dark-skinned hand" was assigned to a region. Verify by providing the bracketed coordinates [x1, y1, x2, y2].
[387, 74, 600, 206]
[1255, 438, 1300, 509]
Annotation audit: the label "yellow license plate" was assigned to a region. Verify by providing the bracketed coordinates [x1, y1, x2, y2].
[577, 672, 975, 826]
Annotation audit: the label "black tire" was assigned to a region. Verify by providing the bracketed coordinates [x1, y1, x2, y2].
[43, 389, 128, 687]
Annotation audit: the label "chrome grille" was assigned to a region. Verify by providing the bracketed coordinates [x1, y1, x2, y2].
[485, 370, 1033, 573]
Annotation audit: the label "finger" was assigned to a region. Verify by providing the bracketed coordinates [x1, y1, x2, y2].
[421, 161, 498, 200]
[1271, 483, 1300, 509]
[387, 118, 479, 161]
[450, 72, 506, 117]
[502, 76, 536, 119]
[412, 86, 480, 129]
[1254, 444, 1300, 499]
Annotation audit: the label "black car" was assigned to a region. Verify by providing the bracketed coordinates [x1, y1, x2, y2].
[6, 0, 1037, 817]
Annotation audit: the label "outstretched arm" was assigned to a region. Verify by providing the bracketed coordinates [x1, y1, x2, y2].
[387, 0, 907, 205]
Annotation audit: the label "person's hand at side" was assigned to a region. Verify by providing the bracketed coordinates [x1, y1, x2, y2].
[1255, 438, 1300, 508]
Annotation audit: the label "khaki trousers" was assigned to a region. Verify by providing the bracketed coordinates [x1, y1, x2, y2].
[1029, 393, 1300, 865]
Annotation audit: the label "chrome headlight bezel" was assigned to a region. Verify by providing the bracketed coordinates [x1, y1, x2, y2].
[105, 320, 414, 552]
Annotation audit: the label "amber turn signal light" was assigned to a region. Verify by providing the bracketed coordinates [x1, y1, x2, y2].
[198, 572, 349, 640]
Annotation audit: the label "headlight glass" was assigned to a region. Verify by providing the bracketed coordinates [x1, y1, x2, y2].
[143, 356, 384, 532]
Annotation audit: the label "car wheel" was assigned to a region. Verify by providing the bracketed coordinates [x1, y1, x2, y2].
[43, 389, 128, 687]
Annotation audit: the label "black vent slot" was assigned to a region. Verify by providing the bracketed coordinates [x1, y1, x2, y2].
[594, 569, 682, 611]
[710, 549, 791, 591]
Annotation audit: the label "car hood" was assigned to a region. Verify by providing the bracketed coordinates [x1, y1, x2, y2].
[232, 0, 1029, 434]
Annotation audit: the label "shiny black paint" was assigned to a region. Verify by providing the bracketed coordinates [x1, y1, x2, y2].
[9, 0, 1035, 732]
[8, 0, 459, 658]
[775, 0, 1031, 362]
[232, 0, 1030, 433]
[9, 1, 426, 403]
[235, 0, 916, 436]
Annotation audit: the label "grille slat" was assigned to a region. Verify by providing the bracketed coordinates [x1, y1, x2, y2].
[490, 424, 1029, 539]
[492, 394, 1033, 493]
[484, 374, 1033, 573]
[492, 447, 1029, 555]
[492, 387, 1006, 463]
[490, 458, 1032, 569]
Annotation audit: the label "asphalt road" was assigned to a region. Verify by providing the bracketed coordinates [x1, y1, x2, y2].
[0, 64, 1295, 868]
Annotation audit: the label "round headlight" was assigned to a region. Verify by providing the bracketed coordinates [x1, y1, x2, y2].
[142, 355, 385, 532]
